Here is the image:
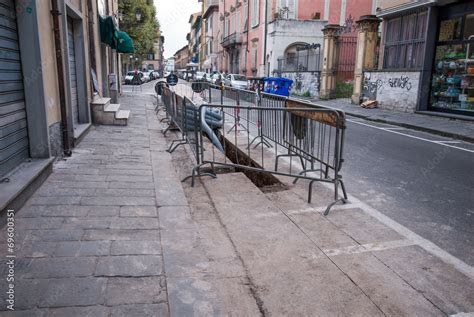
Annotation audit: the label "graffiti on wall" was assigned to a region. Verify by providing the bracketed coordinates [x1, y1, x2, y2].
[281, 72, 320, 98]
[362, 73, 382, 100]
[361, 71, 420, 112]
[363, 72, 414, 100]
[387, 76, 412, 91]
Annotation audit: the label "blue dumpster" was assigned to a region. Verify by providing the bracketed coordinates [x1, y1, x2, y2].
[263, 77, 293, 97]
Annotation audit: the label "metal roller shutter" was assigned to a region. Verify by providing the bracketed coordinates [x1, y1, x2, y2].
[67, 17, 79, 126]
[0, 0, 28, 177]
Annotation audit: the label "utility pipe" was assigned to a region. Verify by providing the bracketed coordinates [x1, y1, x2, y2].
[51, 0, 72, 156]
[263, 0, 268, 76]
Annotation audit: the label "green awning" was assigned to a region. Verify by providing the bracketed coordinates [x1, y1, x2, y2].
[99, 16, 134, 53]
[99, 15, 117, 47]
[116, 31, 134, 53]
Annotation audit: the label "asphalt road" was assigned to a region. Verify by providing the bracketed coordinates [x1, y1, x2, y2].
[343, 118, 474, 266]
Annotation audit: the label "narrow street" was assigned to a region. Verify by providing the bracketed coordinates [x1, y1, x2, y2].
[343, 119, 474, 266]
[3, 0, 473, 315]
[1, 83, 473, 315]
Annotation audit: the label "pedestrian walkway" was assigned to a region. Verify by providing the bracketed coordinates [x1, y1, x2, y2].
[0, 83, 473, 316]
[308, 98, 474, 143]
[0, 87, 172, 315]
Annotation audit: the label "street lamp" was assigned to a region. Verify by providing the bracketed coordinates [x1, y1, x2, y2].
[135, 9, 142, 22]
[118, 11, 123, 21]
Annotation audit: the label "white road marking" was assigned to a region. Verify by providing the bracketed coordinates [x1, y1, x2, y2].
[323, 239, 415, 257]
[383, 127, 406, 130]
[435, 141, 463, 144]
[347, 119, 474, 154]
[287, 203, 357, 215]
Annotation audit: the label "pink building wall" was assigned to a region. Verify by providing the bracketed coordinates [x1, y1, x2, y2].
[297, 0, 325, 20]
[218, 0, 266, 75]
[217, 0, 375, 76]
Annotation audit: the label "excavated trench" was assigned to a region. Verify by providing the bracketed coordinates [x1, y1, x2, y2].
[215, 133, 288, 193]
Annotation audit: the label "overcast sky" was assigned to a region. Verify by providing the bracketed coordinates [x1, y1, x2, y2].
[154, 0, 201, 59]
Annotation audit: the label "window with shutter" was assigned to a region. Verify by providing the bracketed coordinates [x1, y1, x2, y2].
[236, 10, 241, 33]
[278, 0, 296, 19]
[244, 2, 249, 31]
[382, 9, 427, 70]
[251, 0, 259, 27]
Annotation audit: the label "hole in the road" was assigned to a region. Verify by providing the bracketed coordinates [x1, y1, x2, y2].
[214, 133, 288, 193]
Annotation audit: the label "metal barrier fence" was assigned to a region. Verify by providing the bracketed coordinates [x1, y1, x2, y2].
[161, 87, 201, 160]
[191, 104, 347, 215]
[159, 83, 347, 215]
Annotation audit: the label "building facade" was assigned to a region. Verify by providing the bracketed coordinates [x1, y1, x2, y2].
[201, 0, 220, 72]
[1, 0, 126, 211]
[362, 0, 474, 117]
[189, 12, 203, 66]
[174, 45, 191, 71]
[212, 0, 375, 77]
[142, 29, 165, 72]
[218, 0, 269, 76]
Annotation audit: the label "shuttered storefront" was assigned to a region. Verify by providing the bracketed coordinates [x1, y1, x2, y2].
[0, 0, 28, 177]
[67, 17, 79, 126]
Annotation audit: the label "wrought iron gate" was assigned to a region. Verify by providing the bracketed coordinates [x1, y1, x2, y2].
[335, 35, 358, 82]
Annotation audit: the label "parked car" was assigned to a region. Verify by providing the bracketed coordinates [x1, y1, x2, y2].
[210, 73, 224, 85]
[204, 73, 213, 83]
[142, 72, 150, 83]
[147, 70, 156, 81]
[225, 74, 248, 89]
[124, 71, 144, 85]
[194, 71, 206, 81]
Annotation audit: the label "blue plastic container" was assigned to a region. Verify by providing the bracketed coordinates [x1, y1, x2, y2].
[263, 77, 294, 97]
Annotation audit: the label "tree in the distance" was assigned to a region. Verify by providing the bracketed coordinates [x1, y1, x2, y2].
[118, 0, 160, 65]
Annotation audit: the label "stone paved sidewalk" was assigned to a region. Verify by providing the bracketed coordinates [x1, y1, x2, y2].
[0, 85, 175, 316]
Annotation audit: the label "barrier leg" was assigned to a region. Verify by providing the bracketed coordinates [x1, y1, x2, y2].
[293, 168, 325, 185]
[227, 121, 248, 133]
[308, 180, 315, 203]
[182, 163, 217, 187]
[167, 139, 187, 153]
[248, 135, 272, 149]
[323, 179, 347, 216]
[161, 126, 171, 135]
[275, 153, 305, 172]
[339, 179, 348, 201]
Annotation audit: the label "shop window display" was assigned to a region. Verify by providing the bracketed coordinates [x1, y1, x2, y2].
[431, 12, 474, 114]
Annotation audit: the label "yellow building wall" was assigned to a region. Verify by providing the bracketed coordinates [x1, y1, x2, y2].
[92, 0, 104, 96]
[37, 1, 61, 127]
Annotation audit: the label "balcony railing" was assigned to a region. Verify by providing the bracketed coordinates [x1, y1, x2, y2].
[221, 33, 242, 48]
